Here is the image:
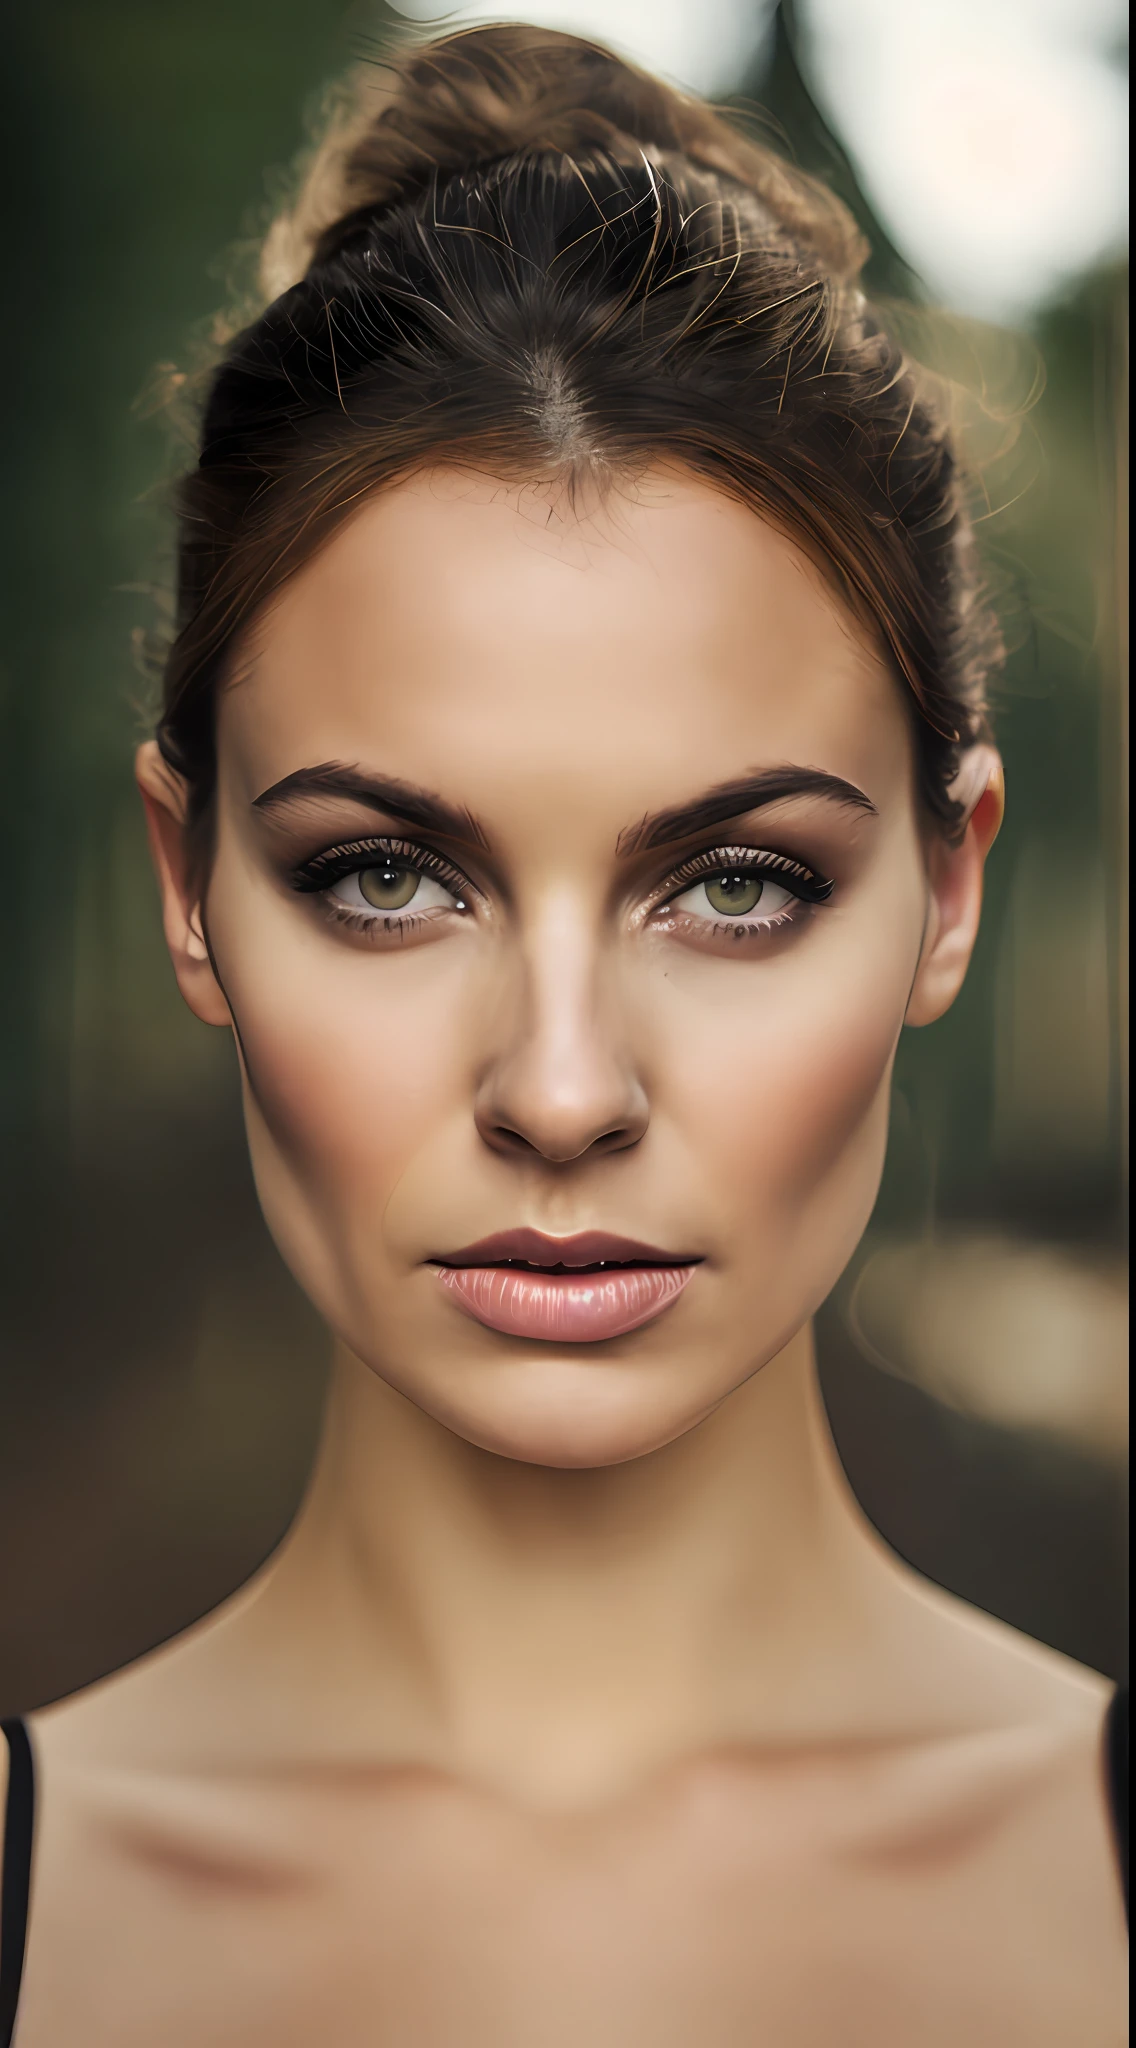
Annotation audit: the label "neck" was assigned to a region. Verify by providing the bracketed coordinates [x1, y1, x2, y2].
[256, 1324, 901, 1801]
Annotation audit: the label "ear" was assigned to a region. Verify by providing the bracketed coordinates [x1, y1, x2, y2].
[905, 745, 1004, 1029]
[135, 740, 232, 1028]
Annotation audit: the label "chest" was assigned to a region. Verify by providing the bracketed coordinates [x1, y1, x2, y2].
[16, 1766, 1127, 2048]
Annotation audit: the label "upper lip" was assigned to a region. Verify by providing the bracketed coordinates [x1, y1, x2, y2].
[432, 1228, 700, 1271]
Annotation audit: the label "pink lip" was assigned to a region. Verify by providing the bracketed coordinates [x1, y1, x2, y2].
[432, 1229, 700, 1344]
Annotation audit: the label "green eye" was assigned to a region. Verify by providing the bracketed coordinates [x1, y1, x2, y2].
[703, 872, 765, 916]
[358, 863, 419, 910]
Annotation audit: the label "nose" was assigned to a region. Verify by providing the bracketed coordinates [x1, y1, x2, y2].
[473, 894, 649, 1163]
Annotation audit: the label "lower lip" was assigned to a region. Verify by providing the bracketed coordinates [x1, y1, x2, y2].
[434, 1264, 696, 1343]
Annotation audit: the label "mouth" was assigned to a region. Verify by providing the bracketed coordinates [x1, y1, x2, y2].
[430, 1229, 701, 1345]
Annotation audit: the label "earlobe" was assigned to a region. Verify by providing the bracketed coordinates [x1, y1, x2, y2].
[904, 746, 1004, 1029]
[135, 740, 232, 1028]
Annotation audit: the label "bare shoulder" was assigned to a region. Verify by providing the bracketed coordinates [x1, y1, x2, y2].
[865, 1516, 1114, 1731]
[867, 1545, 1124, 1894]
[27, 1565, 273, 1779]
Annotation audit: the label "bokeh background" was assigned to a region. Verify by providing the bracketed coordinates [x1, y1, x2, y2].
[0, 0, 1127, 1711]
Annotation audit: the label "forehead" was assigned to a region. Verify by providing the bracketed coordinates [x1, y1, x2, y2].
[219, 468, 913, 828]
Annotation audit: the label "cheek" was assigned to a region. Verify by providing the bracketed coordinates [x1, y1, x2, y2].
[764, 978, 900, 1211]
[239, 1005, 441, 1211]
[212, 901, 472, 1232]
[664, 923, 917, 1242]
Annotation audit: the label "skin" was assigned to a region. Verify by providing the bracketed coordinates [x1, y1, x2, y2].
[7, 471, 1125, 2045]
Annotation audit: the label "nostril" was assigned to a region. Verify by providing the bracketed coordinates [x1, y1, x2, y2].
[483, 1118, 643, 1164]
[487, 1123, 542, 1157]
[593, 1123, 643, 1156]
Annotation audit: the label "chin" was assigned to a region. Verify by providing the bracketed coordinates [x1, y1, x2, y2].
[394, 1350, 723, 1470]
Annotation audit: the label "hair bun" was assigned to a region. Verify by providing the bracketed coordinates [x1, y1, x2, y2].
[258, 23, 865, 301]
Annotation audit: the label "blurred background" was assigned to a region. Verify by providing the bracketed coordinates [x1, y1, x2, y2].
[0, 0, 1127, 1711]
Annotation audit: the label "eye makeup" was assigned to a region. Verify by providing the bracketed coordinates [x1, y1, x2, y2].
[284, 830, 835, 948]
[287, 834, 477, 939]
[290, 835, 476, 904]
[655, 844, 834, 907]
[648, 842, 834, 948]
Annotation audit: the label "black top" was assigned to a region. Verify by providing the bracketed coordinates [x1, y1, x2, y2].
[0, 1721, 33, 2048]
[0, 1693, 1128, 2045]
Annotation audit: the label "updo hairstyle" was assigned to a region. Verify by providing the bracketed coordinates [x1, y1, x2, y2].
[156, 24, 999, 870]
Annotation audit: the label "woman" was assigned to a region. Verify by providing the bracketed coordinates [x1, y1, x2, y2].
[1, 25, 1126, 2045]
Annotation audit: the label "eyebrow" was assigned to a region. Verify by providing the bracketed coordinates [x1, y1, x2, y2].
[252, 763, 490, 850]
[252, 759, 876, 860]
[616, 767, 877, 855]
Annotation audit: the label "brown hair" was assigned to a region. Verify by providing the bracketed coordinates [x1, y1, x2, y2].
[157, 24, 997, 862]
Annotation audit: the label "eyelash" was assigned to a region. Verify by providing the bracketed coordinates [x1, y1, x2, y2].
[657, 845, 833, 907]
[290, 836, 474, 935]
[288, 838, 833, 938]
[652, 843, 832, 942]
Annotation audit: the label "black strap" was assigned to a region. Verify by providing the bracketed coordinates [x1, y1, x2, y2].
[1104, 1686, 1128, 1928]
[0, 1718, 34, 2048]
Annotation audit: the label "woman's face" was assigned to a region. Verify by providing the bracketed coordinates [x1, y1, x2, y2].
[145, 470, 990, 1467]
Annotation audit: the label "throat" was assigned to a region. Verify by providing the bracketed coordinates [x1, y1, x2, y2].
[263, 1323, 881, 1800]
